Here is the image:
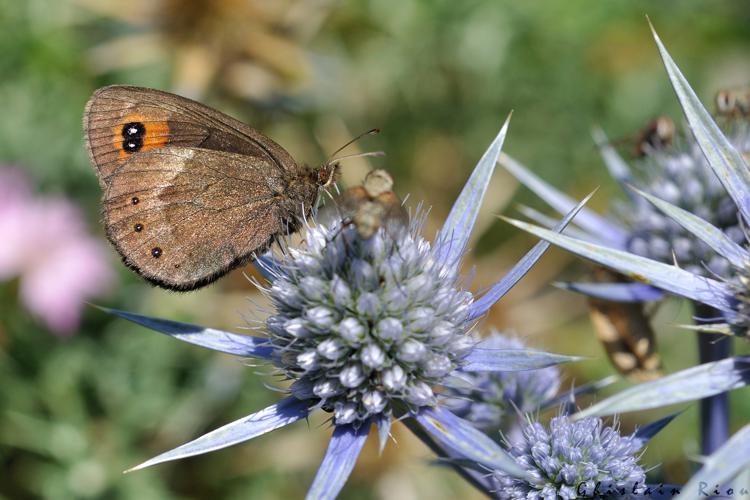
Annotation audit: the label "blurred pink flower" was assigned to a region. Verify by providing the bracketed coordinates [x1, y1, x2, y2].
[0, 167, 113, 335]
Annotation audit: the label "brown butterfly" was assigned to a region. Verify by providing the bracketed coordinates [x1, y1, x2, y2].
[84, 85, 337, 291]
[332, 169, 407, 239]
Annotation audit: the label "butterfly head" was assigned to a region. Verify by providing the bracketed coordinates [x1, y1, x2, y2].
[315, 161, 341, 189]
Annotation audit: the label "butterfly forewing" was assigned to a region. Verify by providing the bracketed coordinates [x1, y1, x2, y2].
[104, 147, 287, 290]
[84, 85, 298, 186]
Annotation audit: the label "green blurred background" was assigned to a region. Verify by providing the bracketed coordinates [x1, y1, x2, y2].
[2, 0, 750, 498]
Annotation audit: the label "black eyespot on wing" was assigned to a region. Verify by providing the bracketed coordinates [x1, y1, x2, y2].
[151, 247, 162, 258]
[122, 122, 145, 138]
[122, 122, 145, 153]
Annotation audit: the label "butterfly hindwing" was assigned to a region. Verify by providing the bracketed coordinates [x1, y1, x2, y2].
[104, 146, 287, 290]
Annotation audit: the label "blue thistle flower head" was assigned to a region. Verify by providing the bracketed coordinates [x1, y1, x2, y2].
[442, 331, 561, 433]
[500, 117, 749, 288]
[621, 122, 748, 277]
[492, 414, 646, 500]
[100, 116, 586, 498]
[265, 210, 475, 425]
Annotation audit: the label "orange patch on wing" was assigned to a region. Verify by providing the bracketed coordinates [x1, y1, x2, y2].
[113, 114, 171, 159]
[141, 121, 170, 150]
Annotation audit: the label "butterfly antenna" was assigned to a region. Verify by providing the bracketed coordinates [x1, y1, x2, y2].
[321, 151, 385, 188]
[318, 129, 381, 189]
[325, 128, 380, 165]
[329, 151, 385, 164]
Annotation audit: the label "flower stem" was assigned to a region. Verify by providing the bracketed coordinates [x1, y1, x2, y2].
[693, 302, 732, 455]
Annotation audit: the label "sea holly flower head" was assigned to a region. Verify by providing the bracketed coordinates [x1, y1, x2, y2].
[500, 113, 747, 281]
[442, 331, 561, 434]
[497, 78, 747, 305]
[618, 122, 747, 278]
[103, 116, 587, 498]
[265, 208, 474, 425]
[491, 414, 646, 500]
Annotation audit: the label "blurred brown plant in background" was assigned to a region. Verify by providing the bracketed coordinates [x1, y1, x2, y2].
[76, 0, 335, 100]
